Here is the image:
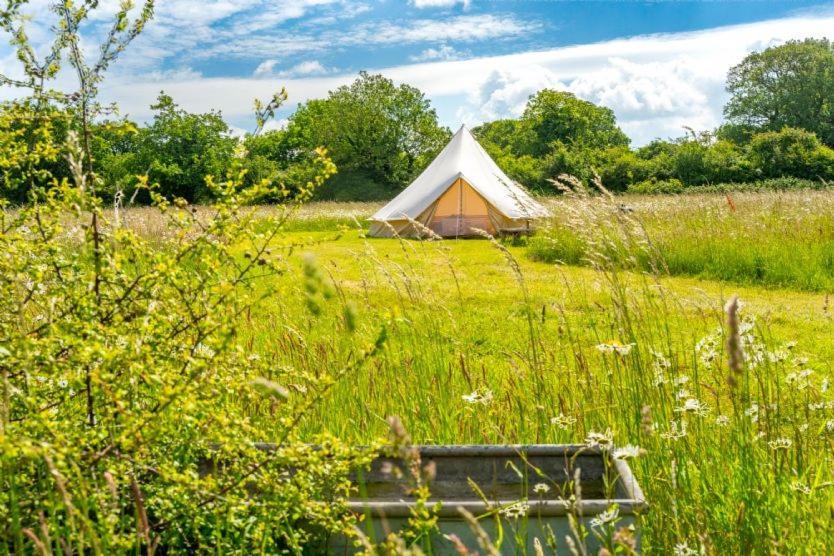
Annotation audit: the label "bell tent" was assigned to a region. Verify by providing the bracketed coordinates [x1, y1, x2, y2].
[368, 125, 548, 238]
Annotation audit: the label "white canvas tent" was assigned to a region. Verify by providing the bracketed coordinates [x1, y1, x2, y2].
[368, 125, 549, 238]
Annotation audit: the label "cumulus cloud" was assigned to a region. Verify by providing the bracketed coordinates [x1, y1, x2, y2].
[254, 59, 331, 77]
[254, 60, 279, 77]
[411, 0, 470, 8]
[47, 10, 834, 145]
[457, 68, 564, 123]
[410, 45, 468, 62]
[278, 61, 330, 78]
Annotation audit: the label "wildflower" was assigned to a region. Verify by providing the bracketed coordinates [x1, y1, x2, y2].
[675, 398, 709, 416]
[767, 348, 789, 363]
[673, 375, 690, 386]
[768, 437, 793, 450]
[612, 445, 644, 460]
[790, 481, 811, 495]
[822, 378, 830, 393]
[673, 542, 699, 556]
[651, 350, 671, 372]
[745, 403, 759, 423]
[499, 502, 529, 519]
[661, 420, 687, 440]
[825, 420, 834, 433]
[590, 506, 619, 529]
[786, 370, 812, 390]
[715, 415, 730, 426]
[533, 483, 550, 494]
[550, 413, 576, 430]
[462, 388, 493, 405]
[585, 429, 614, 449]
[596, 342, 635, 356]
[57, 379, 68, 389]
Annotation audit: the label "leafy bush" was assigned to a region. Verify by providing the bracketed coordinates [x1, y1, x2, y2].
[628, 177, 685, 194]
[0, 3, 381, 552]
[747, 127, 834, 180]
[688, 177, 827, 193]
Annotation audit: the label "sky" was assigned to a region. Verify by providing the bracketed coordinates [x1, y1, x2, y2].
[2, 0, 834, 145]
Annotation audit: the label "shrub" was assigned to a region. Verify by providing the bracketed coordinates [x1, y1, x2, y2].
[747, 127, 834, 180]
[628, 177, 685, 194]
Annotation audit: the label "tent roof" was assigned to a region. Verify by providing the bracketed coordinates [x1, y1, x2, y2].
[370, 125, 549, 222]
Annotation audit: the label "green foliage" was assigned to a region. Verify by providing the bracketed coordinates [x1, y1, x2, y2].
[521, 90, 630, 155]
[627, 177, 684, 194]
[286, 71, 450, 195]
[475, 91, 631, 191]
[0, 2, 369, 553]
[747, 127, 834, 180]
[725, 38, 834, 146]
[109, 93, 237, 202]
[0, 99, 69, 203]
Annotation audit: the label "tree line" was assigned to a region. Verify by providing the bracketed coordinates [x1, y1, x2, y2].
[2, 38, 834, 203]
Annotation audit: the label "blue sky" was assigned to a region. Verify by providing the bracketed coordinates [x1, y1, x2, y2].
[3, 1, 834, 144]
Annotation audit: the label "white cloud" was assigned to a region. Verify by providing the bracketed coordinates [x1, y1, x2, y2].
[367, 15, 536, 44]
[411, 0, 470, 8]
[41, 10, 834, 145]
[280, 61, 330, 77]
[254, 60, 330, 78]
[254, 60, 279, 77]
[410, 44, 468, 62]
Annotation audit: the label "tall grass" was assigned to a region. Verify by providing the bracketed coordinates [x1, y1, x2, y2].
[237, 187, 834, 553]
[530, 189, 834, 291]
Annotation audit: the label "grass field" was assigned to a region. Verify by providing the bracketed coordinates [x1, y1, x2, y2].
[150, 188, 833, 554]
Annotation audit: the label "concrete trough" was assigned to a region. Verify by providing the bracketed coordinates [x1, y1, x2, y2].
[331, 444, 646, 555]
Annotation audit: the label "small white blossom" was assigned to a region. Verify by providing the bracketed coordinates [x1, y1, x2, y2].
[550, 413, 577, 429]
[673, 542, 699, 556]
[589, 506, 619, 528]
[715, 415, 730, 426]
[462, 389, 494, 405]
[745, 403, 759, 423]
[612, 445, 643, 460]
[768, 437, 793, 450]
[676, 398, 709, 416]
[596, 342, 635, 356]
[790, 481, 811, 495]
[585, 429, 614, 449]
[661, 420, 687, 440]
[499, 502, 529, 519]
[533, 483, 550, 494]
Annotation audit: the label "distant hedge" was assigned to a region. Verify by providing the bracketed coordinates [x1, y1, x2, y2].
[628, 177, 829, 195]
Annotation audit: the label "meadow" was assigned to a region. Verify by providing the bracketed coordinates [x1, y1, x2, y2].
[180, 187, 834, 554]
[8, 187, 834, 554]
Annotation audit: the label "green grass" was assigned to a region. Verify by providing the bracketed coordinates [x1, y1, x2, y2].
[115, 191, 834, 553]
[529, 189, 834, 291]
[221, 190, 834, 554]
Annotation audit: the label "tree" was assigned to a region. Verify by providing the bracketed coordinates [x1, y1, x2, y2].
[134, 93, 236, 202]
[747, 127, 834, 181]
[725, 38, 834, 146]
[520, 90, 629, 156]
[287, 72, 449, 193]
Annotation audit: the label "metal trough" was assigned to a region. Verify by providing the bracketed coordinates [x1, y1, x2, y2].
[331, 444, 646, 555]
